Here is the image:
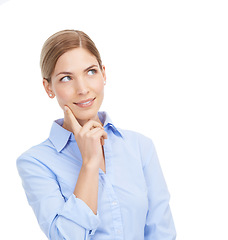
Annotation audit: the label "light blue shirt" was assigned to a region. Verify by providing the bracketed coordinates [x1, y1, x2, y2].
[17, 112, 176, 240]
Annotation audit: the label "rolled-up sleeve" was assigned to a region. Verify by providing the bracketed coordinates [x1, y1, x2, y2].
[139, 136, 176, 240]
[17, 155, 100, 240]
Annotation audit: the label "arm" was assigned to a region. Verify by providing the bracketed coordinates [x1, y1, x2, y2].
[17, 107, 107, 239]
[139, 136, 176, 240]
[64, 106, 107, 215]
[17, 155, 100, 240]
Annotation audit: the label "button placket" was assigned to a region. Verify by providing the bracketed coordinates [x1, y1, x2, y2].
[105, 177, 124, 239]
[101, 128, 124, 239]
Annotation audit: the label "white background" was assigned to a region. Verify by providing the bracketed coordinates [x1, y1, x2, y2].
[1, 0, 228, 239]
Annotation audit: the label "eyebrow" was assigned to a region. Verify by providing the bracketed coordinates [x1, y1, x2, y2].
[55, 65, 99, 77]
[55, 71, 73, 77]
[84, 64, 99, 72]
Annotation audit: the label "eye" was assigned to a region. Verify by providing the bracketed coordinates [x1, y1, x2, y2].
[60, 76, 72, 82]
[88, 69, 97, 76]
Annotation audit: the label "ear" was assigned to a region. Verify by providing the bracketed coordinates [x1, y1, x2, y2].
[101, 65, 107, 85]
[43, 78, 55, 98]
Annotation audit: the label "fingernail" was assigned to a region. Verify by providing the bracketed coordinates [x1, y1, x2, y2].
[64, 106, 68, 112]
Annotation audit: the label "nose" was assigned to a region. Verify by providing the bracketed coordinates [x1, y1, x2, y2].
[76, 77, 89, 95]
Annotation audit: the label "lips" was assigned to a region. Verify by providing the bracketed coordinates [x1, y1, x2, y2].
[74, 97, 96, 108]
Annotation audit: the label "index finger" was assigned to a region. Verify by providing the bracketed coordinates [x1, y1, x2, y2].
[64, 106, 81, 133]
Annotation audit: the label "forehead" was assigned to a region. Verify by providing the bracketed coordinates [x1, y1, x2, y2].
[54, 48, 98, 72]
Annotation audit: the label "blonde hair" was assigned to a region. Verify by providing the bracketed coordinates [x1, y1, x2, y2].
[40, 30, 103, 82]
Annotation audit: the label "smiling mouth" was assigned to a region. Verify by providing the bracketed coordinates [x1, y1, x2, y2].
[74, 97, 96, 108]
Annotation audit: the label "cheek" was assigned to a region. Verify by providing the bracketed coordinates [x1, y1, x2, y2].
[54, 86, 74, 108]
[94, 79, 104, 94]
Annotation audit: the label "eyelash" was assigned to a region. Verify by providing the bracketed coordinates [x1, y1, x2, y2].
[60, 76, 72, 82]
[88, 69, 97, 75]
[59, 69, 97, 82]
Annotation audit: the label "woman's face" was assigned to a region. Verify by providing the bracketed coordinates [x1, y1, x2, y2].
[43, 47, 106, 126]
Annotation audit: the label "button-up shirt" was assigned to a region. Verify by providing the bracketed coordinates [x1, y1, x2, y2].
[17, 112, 176, 240]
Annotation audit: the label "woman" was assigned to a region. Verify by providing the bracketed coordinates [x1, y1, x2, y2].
[17, 30, 176, 240]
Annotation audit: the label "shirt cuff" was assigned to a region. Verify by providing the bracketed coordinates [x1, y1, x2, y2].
[57, 194, 100, 231]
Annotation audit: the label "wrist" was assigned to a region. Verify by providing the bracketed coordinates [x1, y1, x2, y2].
[81, 160, 100, 172]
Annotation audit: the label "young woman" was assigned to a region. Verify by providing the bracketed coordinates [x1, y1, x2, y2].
[17, 30, 176, 240]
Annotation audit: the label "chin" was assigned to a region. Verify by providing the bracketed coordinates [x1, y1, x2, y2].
[73, 108, 100, 125]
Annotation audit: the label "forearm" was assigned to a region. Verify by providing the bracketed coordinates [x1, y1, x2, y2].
[74, 162, 100, 214]
[64, 107, 106, 215]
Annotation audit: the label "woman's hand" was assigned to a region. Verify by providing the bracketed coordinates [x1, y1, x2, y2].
[63, 106, 107, 169]
[63, 106, 107, 214]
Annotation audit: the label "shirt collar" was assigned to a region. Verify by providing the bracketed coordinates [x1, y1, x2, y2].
[49, 118, 74, 152]
[98, 111, 124, 138]
[49, 111, 124, 153]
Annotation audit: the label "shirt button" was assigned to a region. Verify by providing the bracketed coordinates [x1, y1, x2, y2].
[112, 201, 118, 206]
[116, 229, 122, 235]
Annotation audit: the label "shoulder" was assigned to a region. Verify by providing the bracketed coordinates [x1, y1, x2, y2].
[118, 128, 157, 167]
[119, 127, 154, 147]
[16, 138, 56, 169]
